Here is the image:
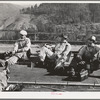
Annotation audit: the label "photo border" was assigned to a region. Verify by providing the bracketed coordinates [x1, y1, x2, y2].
[0, 0, 100, 99]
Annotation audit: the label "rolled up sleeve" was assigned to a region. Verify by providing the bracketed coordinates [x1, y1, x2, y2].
[13, 42, 18, 52]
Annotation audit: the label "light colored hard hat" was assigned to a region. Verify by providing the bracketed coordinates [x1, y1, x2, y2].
[88, 36, 96, 42]
[20, 30, 27, 36]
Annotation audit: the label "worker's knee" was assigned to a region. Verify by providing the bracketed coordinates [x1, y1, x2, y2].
[6, 56, 18, 65]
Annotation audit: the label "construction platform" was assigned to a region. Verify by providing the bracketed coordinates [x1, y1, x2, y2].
[1, 44, 100, 91]
[6, 64, 100, 91]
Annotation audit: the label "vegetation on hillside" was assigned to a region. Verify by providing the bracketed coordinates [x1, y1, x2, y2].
[19, 3, 100, 41]
[2, 3, 100, 42]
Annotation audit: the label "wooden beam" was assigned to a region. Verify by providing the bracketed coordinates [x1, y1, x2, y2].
[8, 81, 100, 87]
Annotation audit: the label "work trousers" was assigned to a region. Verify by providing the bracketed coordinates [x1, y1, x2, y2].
[39, 46, 68, 68]
[6, 52, 28, 65]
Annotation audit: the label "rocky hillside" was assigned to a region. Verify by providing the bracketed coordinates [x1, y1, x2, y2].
[0, 3, 23, 38]
[0, 3, 21, 28]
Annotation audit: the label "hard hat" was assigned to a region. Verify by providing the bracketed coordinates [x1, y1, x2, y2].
[20, 30, 27, 36]
[88, 36, 96, 43]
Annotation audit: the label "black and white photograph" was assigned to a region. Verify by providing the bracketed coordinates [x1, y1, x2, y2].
[0, 0, 100, 99]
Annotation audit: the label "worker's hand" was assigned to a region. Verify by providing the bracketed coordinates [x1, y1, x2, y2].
[5, 51, 11, 54]
[57, 54, 61, 58]
[76, 55, 82, 62]
[12, 51, 16, 55]
[45, 44, 49, 48]
[78, 61, 85, 65]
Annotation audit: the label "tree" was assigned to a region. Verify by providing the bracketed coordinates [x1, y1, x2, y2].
[89, 4, 100, 22]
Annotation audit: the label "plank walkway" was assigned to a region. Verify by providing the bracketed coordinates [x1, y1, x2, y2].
[8, 64, 99, 84]
[0, 44, 100, 91]
[6, 64, 100, 91]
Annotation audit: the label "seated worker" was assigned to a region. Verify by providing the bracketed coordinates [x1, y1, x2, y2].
[39, 34, 71, 72]
[2, 30, 31, 73]
[76, 36, 100, 74]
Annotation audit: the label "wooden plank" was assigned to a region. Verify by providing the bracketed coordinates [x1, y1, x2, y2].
[0, 40, 100, 45]
[0, 40, 85, 45]
[8, 81, 100, 87]
[92, 70, 100, 84]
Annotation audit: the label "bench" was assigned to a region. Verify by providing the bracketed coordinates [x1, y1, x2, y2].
[16, 53, 40, 69]
[14, 46, 41, 69]
[16, 46, 80, 69]
[29, 53, 40, 69]
[29, 50, 79, 69]
[0, 48, 78, 69]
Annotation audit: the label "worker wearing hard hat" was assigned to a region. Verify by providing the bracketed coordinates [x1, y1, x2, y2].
[76, 36, 100, 74]
[3, 30, 31, 73]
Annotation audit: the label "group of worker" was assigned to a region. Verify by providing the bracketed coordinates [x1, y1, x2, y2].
[38, 33, 100, 76]
[0, 30, 100, 77]
[0, 29, 100, 91]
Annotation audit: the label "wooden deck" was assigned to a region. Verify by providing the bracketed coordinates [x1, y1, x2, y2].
[8, 64, 100, 84]
[6, 63, 100, 91]
[0, 44, 100, 91]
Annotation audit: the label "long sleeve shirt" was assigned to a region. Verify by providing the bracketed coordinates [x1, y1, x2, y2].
[78, 45, 100, 62]
[55, 40, 71, 57]
[14, 37, 31, 53]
